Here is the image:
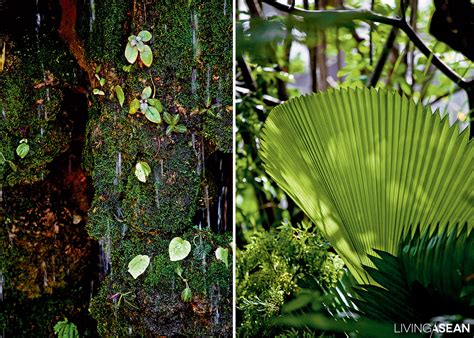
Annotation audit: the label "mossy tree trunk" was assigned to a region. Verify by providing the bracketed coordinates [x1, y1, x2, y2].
[78, 0, 233, 336]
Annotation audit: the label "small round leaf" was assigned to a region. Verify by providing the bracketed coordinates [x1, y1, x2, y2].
[134, 161, 151, 183]
[125, 43, 138, 64]
[141, 86, 152, 100]
[127, 255, 150, 279]
[147, 98, 163, 112]
[215, 247, 229, 268]
[129, 98, 140, 114]
[16, 143, 30, 159]
[145, 106, 161, 124]
[169, 237, 191, 261]
[138, 30, 152, 42]
[140, 45, 153, 67]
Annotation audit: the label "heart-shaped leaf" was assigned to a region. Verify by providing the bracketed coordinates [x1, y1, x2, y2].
[129, 98, 140, 114]
[138, 30, 152, 42]
[147, 98, 163, 112]
[145, 106, 161, 124]
[127, 255, 150, 279]
[16, 142, 30, 159]
[169, 237, 191, 261]
[215, 247, 229, 268]
[115, 85, 125, 107]
[134, 161, 151, 183]
[141, 86, 152, 100]
[125, 43, 138, 64]
[140, 45, 153, 67]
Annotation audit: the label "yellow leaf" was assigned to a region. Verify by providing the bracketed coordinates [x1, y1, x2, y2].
[0, 42, 6, 72]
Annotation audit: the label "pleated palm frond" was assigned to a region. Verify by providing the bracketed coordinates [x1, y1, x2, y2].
[260, 87, 473, 284]
[354, 222, 473, 322]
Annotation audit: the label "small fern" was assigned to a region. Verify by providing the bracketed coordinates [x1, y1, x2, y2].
[53, 318, 79, 338]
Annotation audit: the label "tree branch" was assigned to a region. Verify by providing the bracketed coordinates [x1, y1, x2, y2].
[261, 0, 472, 90]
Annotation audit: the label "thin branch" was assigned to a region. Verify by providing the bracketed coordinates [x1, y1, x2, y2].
[368, 26, 398, 87]
[261, 0, 472, 90]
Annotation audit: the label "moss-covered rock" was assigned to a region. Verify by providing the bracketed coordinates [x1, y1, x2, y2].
[83, 0, 233, 335]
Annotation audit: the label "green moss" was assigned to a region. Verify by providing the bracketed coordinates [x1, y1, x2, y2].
[203, 107, 233, 153]
[83, 0, 232, 335]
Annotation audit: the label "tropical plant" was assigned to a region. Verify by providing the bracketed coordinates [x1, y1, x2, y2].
[15, 139, 29, 159]
[125, 30, 153, 67]
[129, 86, 163, 124]
[259, 87, 473, 331]
[237, 221, 345, 337]
[134, 161, 151, 183]
[163, 111, 187, 135]
[261, 87, 472, 283]
[127, 254, 150, 279]
[53, 318, 79, 338]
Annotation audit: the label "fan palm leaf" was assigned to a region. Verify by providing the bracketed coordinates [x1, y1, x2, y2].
[260, 87, 473, 284]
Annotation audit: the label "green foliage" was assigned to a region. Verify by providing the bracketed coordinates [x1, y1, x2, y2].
[260, 87, 473, 283]
[115, 85, 125, 107]
[237, 222, 344, 337]
[125, 31, 153, 67]
[53, 318, 79, 338]
[127, 254, 151, 279]
[16, 139, 29, 159]
[163, 111, 187, 135]
[169, 237, 192, 261]
[215, 247, 229, 268]
[134, 161, 151, 183]
[129, 86, 163, 124]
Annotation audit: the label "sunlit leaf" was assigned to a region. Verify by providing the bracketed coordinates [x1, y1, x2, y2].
[181, 287, 192, 302]
[141, 86, 152, 100]
[93, 89, 105, 95]
[147, 98, 162, 112]
[115, 85, 125, 107]
[140, 45, 153, 67]
[134, 161, 151, 183]
[16, 142, 29, 159]
[138, 30, 152, 42]
[125, 42, 138, 64]
[145, 106, 161, 124]
[215, 247, 229, 268]
[127, 254, 150, 279]
[129, 98, 140, 114]
[169, 237, 191, 261]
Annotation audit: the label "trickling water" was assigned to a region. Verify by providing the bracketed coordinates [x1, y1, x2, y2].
[1, 107, 6, 120]
[223, 0, 226, 15]
[216, 75, 223, 105]
[191, 68, 197, 95]
[99, 220, 112, 276]
[113, 152, 122, 186]
[204, 185, 211, 229]
[191, 10, 199, 59]
[210, 285, 221, 326]
[160, 159, 164, 177]
[89, 0, 96, 33]
[0, 271, 4, 301]
[206, 64, 211, 105]
[153, 166, 160, 210]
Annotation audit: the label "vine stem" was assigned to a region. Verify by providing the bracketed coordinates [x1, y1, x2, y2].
[261, 0, 472, 90]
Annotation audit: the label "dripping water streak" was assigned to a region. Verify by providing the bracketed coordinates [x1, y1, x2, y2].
[0, 271, 4, 301]
[206, 64, 211, 104]
[204, 185, 211, 229]
[153, 166, 160, 210]
[113, 152, 122, 186]
[89, 0, 96, 32]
